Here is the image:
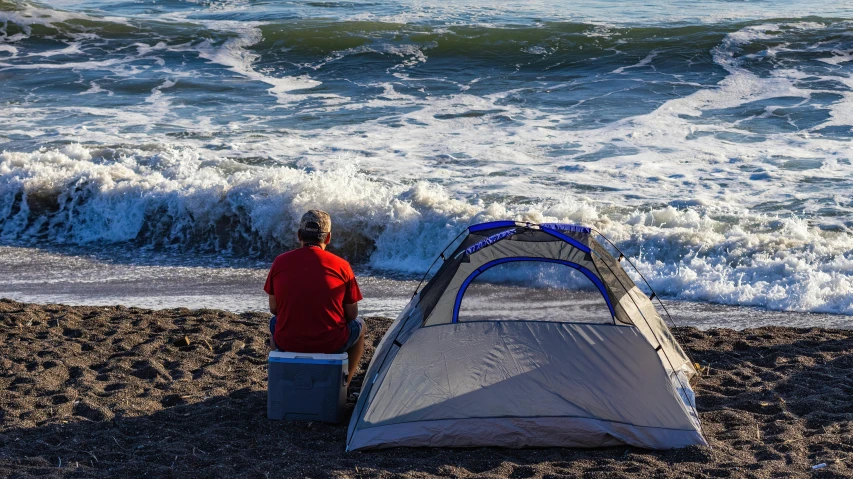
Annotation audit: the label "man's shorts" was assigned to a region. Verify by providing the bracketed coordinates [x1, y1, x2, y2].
[269, 316, 364, 353]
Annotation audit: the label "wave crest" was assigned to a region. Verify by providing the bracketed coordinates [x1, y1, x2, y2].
[0, 145, 480, 263]
[2, 145, 852, 314]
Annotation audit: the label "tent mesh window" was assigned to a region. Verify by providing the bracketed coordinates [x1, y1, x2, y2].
[456, 260, 615, 324]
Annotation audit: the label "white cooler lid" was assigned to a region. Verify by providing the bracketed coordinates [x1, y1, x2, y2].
[268, 351, 348, 362]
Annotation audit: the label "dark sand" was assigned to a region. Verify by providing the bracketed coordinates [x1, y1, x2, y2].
[1, 299, 852, 478]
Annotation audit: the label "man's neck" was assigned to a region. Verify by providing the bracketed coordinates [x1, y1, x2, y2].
[300, 242, 326, 250]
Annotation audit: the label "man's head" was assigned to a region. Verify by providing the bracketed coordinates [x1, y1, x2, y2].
[298, 209, 332, 248]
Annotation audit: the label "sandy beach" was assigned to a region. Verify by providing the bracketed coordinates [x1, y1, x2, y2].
[1, 299, 851, 478]
[3, 0, 853, 476]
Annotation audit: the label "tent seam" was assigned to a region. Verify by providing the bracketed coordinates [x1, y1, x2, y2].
[357, 414, 703, 434]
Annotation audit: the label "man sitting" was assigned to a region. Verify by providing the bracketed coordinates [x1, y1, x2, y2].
[264, 210, 365, 388]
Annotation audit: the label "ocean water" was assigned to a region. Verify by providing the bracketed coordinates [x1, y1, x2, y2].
[2, 0, 853, 326]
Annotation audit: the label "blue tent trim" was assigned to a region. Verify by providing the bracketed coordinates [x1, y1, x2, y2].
[540, 223, 592, 234]
[451, 257, 616, 323]
[464, 228, 517, 255]
[467, 222, 592, 252]
[539, 226, 591, 253]
[468, 221, 517, 233]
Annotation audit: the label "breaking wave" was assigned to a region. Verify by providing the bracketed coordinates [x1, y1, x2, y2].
[1, 144, 852, 315]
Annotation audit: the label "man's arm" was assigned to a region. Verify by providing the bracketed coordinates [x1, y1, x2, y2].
[344, 302, 358, 321]
[269, 295, 277, 315]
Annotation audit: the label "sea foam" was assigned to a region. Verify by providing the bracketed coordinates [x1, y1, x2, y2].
[1, 144, 851, 315]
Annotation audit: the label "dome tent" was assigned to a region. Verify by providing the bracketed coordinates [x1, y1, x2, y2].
[347, 221, 706, 450]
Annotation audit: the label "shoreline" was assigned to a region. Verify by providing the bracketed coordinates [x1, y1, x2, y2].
[2, 299, 853, 478]
[2, 243, 852, 329]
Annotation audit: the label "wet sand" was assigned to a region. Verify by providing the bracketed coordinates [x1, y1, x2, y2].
[1, 299, 852, 478]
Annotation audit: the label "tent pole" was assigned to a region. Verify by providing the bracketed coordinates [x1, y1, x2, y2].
[592, 228, 681, 330]
[411, 228, 467, 299]
[590, 228, 705, 437]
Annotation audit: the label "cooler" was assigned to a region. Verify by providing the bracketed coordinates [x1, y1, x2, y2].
[267, 351, 348, 423]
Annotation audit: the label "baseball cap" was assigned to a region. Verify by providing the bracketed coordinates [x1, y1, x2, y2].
[299, 210, 331, 240]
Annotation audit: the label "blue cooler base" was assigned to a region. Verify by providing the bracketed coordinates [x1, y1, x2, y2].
[267, 351, 348, 423]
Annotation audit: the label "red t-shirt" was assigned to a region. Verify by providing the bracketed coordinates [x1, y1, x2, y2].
[264, 246, 363, 353]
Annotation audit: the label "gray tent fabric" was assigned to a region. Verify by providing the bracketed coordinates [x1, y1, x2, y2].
[347, 222, 707, 451]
